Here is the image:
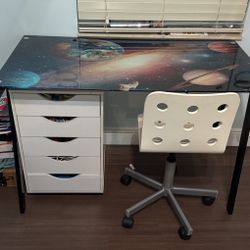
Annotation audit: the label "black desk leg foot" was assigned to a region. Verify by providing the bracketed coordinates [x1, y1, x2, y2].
[16, 157, 25, 213]
[19, 193, 26, 214]
[227, 94, 250, 215]
[7, 90, 26, 214]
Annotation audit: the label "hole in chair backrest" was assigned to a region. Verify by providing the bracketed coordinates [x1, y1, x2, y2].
[207, 138, 218, 146]
[180, 139, 190, 146]
[187, 106, 199, 114]
[154, 120, 165, 129]
[217, 104, 228, 112]
[212, 121, 222, 129]
[152, 137, 163, 144]
[183, 122, 194, 131]
[157, 103, 168, 111]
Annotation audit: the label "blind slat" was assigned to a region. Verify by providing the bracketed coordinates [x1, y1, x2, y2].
[79, 13, 245, 21]
[78, 27, 243, 33]
[78, 32, 242, 40]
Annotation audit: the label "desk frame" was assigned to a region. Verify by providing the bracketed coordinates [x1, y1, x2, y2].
[7, 90, 25, 213]
[227, 93, 250, 214]
[6, 89, 250, 215]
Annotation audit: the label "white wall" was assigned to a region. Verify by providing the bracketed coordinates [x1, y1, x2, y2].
[0, 0, 78, 68]
[238, 5, 250, 55]
[237, 6, 250, 122]
[20, 0, 77, 37]
[0, 0, 24, 68]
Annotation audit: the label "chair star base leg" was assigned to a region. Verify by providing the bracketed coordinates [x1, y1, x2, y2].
[125, 189, 165, 217]
[125, 167, 162, 190]
[172, 187, 218, 198]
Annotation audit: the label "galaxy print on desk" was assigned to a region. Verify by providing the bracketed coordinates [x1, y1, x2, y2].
[0, 36, 250, 92]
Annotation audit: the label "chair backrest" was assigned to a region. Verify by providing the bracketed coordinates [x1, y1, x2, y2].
[140, 92, 240, 153]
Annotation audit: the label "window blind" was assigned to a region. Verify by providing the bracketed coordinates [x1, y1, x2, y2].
[77, 0, 249, 40]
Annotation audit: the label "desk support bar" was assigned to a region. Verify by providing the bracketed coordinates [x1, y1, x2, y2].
[7, 90, 25, 214]
[227, 93, 250, 214]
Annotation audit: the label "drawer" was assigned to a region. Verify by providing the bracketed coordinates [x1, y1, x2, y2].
[12, 93, 100, 117]
[21, 137, 100, 156]
[18, 116, 100, 137]
[25, 156, 100, 174]
[26, 173, 102, 193]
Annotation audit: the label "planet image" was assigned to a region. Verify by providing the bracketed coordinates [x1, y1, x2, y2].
[79, 39, 124, 61]
[56, 42, 72, 52]
[183, 69, 229, 86]
[208, 42, 238, 53]
[1, 70, 40, 88]
[54, 42, 79, 58]
[55, 39, 124, 61]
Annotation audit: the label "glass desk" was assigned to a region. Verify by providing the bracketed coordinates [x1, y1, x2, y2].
[1, 36, 250, 214]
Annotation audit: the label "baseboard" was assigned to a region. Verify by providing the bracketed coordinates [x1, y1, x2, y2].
[104, 128, 139, 145]
[104, 128, 249, 146]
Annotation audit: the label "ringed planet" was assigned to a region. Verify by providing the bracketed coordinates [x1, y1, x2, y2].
[182, 69, 229, 86]
[208, 42, 238, 53]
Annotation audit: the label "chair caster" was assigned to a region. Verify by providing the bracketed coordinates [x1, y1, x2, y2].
[202, 196, 216, 206]
[120, 174, 132, 186]
[178, 226, 192, 240]
[122, 216, 134, 228]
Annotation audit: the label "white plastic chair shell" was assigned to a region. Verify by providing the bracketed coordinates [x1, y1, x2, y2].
[139, 92, 240, 153]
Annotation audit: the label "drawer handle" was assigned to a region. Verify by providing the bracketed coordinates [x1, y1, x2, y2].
[47, 156, 79, 161]
[39, 94, 75, 101]
[50, 174, 79, 179]
[44, 117, 76, 123]
[46, 137, 77, 142]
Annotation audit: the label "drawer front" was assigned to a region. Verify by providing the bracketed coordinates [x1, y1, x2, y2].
[21, 137, 100, 156]
[25, 156, 100, 174]
[12, 93, 100, 117]
[26, 173, 102, 193]
[18, 116, 100, 137]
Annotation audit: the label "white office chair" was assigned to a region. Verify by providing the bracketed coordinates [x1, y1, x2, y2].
[120, 91, 240, 240]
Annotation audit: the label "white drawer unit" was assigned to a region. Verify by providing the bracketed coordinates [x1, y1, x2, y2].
[17, 116, 101, 137]
[21, 137, 100, 156]
[24, 156, 100, 174]
[10, 91, 104, 193]
[12, 92, 100, 117]
[27, 173, 101, 193]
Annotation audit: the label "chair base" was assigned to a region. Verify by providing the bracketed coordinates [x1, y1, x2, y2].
[121, 156, 218, 239]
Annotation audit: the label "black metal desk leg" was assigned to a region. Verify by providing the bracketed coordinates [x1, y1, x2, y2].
[7, 90, 25, 214]
[227, 93, 250, 214]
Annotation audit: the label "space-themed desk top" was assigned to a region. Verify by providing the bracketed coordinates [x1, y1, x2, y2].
[1, 35, 250, 92]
